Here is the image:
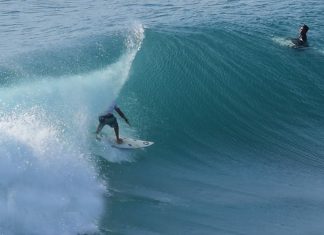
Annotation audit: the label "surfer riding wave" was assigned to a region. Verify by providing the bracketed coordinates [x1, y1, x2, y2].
[96, 100, 130, 144]
[291, 24, 309, 47]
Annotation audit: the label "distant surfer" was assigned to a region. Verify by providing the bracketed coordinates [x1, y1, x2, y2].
[291, 24, 309, 47]
[96, 101, 130, 144]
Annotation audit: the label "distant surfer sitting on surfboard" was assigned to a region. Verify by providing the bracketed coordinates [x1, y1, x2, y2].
[292, 24, 309, 46]
[96, 101, 130, 144]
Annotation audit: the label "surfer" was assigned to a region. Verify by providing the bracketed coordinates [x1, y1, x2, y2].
[96, 101, 130, 144]
[293, 24, 309, 46]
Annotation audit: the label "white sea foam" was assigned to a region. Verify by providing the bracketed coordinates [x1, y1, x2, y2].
[0, 108, 104, 235]
[0, 23, 145, 234]
[272, 36, 295, 48]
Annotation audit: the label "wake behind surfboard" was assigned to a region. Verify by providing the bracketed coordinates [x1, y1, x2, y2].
[272, 37, 309, 49]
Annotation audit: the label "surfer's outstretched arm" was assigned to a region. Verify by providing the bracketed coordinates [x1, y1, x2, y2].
[115, 107, 130, 126]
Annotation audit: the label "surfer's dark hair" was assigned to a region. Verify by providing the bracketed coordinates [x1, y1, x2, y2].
[302, 24, 309, 32]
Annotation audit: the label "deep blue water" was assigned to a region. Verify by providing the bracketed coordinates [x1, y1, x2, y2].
[1, 1, 324, 234]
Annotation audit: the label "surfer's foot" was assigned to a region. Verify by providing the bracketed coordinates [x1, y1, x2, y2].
[116, 138, 123, 144]
[96, 134, 101, 141]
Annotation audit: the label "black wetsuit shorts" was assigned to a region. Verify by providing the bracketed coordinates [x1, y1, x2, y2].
[99, 114, 118, 128]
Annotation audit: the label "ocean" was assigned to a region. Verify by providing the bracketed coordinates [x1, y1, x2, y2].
[1, 1, 324, 234]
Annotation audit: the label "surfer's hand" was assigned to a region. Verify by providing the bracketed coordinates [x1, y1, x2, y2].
[125, 118, 130, 126]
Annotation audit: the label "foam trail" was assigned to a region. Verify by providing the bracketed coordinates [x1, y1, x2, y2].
[272, 36, 295, 47]
[0, 24, 145, 234]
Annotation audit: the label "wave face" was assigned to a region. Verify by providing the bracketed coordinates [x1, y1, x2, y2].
[1, 0, 324, 235]
[107, 27, 324, 234]
[132, 28, 324, 159]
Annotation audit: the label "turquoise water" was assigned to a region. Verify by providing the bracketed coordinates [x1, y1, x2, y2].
[1, 1, 324, 234]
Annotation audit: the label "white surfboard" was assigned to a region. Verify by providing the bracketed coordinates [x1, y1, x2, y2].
[105, 136, 154, 149]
